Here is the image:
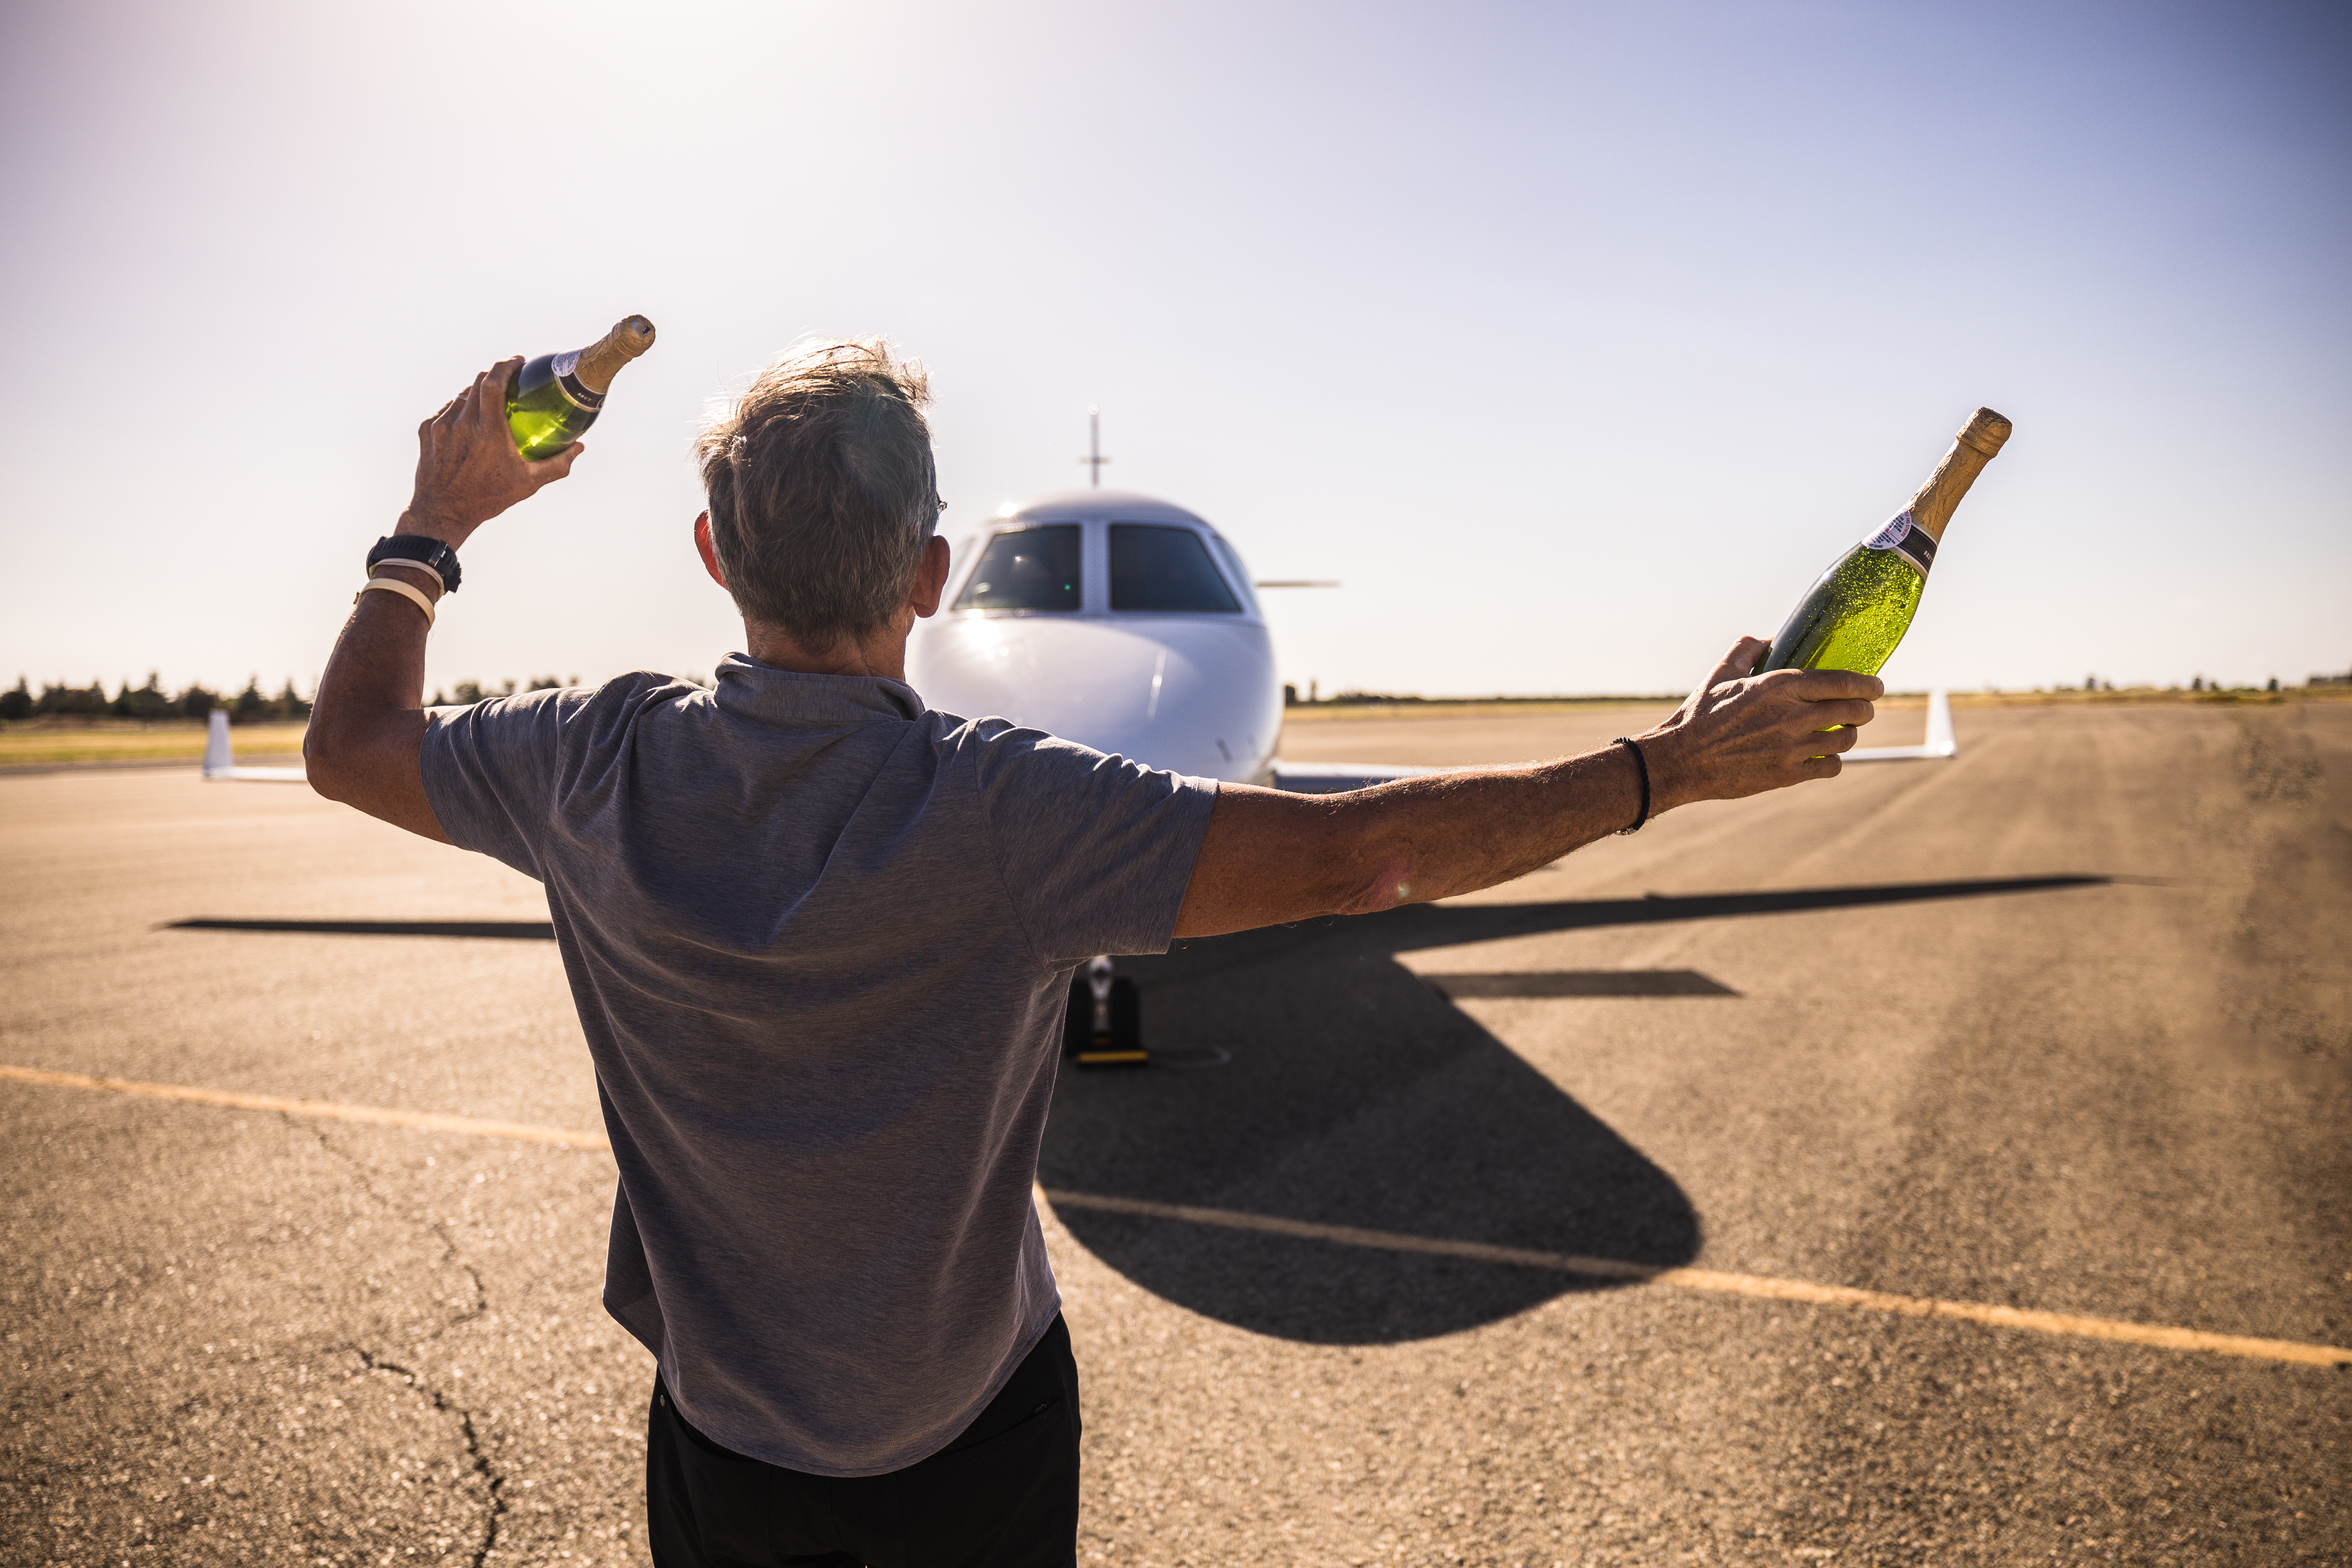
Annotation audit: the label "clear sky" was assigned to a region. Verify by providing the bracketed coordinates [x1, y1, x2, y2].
[3, 0, 2345, 701]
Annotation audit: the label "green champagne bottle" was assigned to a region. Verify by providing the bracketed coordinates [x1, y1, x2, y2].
[1760, 407, 2013, 676]
[504, 315, 657, 460]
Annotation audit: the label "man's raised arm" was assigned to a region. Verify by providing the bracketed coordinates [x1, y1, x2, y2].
[1174, 640, 1882, 938]
[305, 357, 581, 839]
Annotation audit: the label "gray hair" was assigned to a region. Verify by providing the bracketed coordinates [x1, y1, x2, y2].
[695, 339, 939, 648]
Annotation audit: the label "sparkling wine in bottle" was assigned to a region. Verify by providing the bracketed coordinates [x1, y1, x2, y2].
[504, 315, 657, 460]
[1760, 407, 2013, 676]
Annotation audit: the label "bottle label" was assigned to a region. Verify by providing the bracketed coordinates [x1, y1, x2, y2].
[1863, 510, 1936, 577]
[548, 350, 606, 412]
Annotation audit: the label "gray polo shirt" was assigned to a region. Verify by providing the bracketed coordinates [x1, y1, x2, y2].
[421, 653, 1218, 1476]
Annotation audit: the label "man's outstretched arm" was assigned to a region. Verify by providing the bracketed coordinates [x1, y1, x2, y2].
[305, 357, 581, 838]
[1173, 641, 1882, 938]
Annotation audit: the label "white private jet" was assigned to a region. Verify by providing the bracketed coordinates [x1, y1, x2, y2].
[907, 488, 1957, 1063]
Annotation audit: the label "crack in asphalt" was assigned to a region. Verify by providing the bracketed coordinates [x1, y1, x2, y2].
[303, 1122, 508, 1566]
[304, 1125, 492, 1337]
[351, 1347, 509, 1568]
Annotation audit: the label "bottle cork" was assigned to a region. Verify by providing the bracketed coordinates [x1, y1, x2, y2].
[1953, 407, 2013, 459]
[573, 316, 657, 396]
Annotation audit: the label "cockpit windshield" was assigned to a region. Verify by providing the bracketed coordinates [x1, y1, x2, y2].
[1110, 524, 1242, 613]
[953, 526, 1081, 612]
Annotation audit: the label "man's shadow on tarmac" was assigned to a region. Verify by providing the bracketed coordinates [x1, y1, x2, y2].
[1039, 875, 2105, 1345]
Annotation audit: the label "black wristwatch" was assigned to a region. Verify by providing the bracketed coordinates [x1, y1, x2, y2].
[368, 535, 461, 593]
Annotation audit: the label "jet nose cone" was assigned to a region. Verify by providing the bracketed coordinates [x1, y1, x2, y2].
[909, 616, 1279, 782]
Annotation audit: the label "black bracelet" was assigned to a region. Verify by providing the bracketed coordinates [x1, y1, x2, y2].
[1612, 737, 1650, 835]
[368, 535, 462, 593]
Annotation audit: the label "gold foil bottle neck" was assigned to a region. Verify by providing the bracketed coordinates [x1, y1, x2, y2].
[573, 316, 657, 396]
[1908, 406, 2013, 542]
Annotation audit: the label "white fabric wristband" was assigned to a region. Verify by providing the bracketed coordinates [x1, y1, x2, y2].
[357, 575, 437, 628]
[368, 555, 446, 592]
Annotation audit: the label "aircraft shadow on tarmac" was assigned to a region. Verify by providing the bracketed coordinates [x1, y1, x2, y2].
[1039, 875, 2108, 1345]
[164, 917, 558, 939]
[167, 876, 2109, 1345]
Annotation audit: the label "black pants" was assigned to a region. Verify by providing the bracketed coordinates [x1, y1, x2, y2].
[647, 1314, 1081, 1568]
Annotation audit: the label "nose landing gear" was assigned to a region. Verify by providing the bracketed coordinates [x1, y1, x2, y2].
[1065, 955, 1146, 1067]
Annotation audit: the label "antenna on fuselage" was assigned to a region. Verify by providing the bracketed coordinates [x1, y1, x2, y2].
[1080, 405, 1111, 487]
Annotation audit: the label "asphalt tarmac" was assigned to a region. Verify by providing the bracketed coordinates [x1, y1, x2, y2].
[3, 700, 2347, 1567]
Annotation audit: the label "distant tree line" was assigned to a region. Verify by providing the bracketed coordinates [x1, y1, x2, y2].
[0, 674, 311, 724]
[424, 676, 576, 706]
[0, 671, 595, 722]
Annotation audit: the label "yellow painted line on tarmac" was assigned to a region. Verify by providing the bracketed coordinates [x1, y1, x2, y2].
[7, 1062, 2343, 1369]
[0, 1064, 613, 1151]
[1038, 1189, 2352, 1370]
